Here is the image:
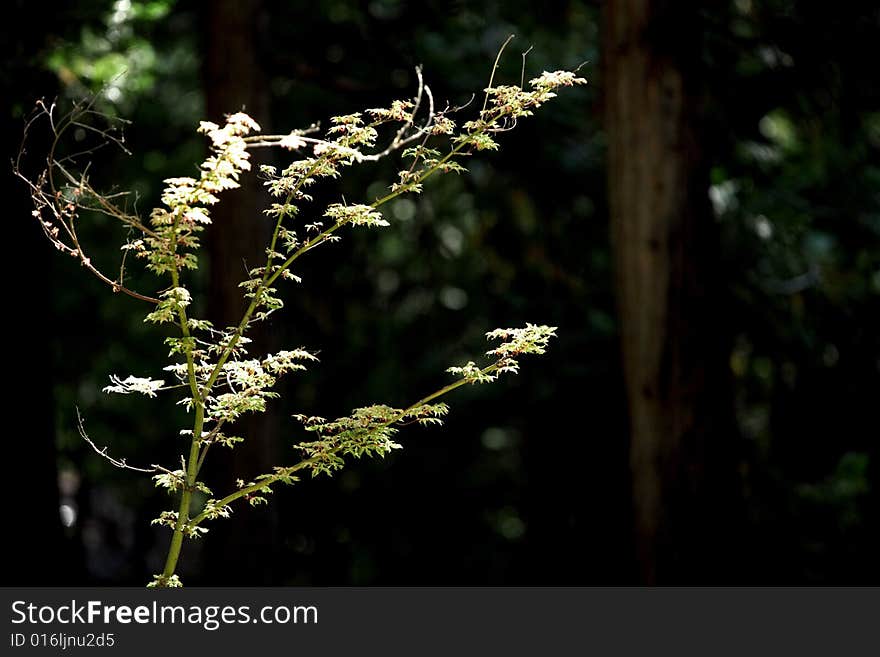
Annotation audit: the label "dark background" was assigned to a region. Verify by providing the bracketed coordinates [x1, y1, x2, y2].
[3, 0, 878, 585]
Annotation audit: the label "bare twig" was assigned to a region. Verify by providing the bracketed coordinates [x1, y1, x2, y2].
[14, 99, 161, 304]
[520, 45, 534, 89]
[359, 66, 436, 162]
[243, 67, 441, 163]
[77, 408, 157, 474]
[482, 33, 516, 113]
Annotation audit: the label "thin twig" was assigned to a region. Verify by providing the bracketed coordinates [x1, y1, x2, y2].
[243, 67, 440, 163]
[520, 45, 534, 89]
[482, 34, 516, 113]
[77, 408, 157, 474]
[359, 67, 436, 162]
[14, 101, 162, 305]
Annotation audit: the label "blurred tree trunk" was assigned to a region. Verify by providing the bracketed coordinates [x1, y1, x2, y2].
[602, 1, 741, 583]
[201, 0, 279, 583]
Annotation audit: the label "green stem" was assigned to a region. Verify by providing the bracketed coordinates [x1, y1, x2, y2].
[188, 361, 499, 527]
[160, 404, 203, 579]
[194, 419, 227, 477]
[155, 155, 326, 585]
[158, 211, 205, 583]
